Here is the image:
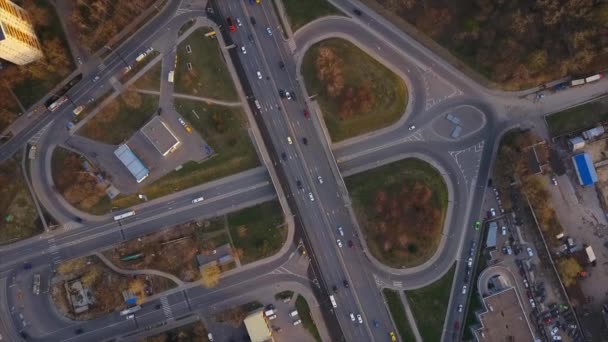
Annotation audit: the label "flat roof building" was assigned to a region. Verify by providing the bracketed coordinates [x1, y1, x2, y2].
[114, 144, 149, 183]
[244, 310, 273, 342]
[0, 0, 43, 65]
[572, 153, 598, 186]
[475, 287, 535, 341]
[486, 222, 498, 249]
[141, 116, 180, 156]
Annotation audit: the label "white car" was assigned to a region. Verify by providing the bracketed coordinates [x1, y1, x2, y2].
[350, 313, 355, 321]
[457, 304, 463, 312]
[526, 247, 534, 257]
[266, 27, 272, 35]
[236, 18, 242, 26]
[553, 336, 562, 341]
[286, 91, 292, 100]
[357, 314, 363, 324]
[337, 226, 344, 236]
[308, 192, 314, 201]
[208, 333, 214, 341]
[287, 136, 292, 144]
[268, 314, 277, 320]
[293, 319, 301, 326]
[192, 196, 204, 204]
[490, 208, 496, 217]
[337, 239, 343, 248]
[529, 298, 536, 308]
[467, 257, 473, 267]
[92, 75, 100, 83]
[551, 327, 559, 336]
[552, 177, 558, 186]
[501, 226, 507, 236]
[126, 314, 135, 320]
[256, 71, 262, 79]
[462, 285, 467, 294]
[408, 125, 416, 131]
[318, 176, 323, 184]
[241, 46, 247, 54]
[506, 246, 513, 255]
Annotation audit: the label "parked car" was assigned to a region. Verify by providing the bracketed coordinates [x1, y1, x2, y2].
[527, 247, 534, 257]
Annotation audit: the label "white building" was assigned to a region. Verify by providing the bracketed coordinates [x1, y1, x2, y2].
[0, 0, 43, 65]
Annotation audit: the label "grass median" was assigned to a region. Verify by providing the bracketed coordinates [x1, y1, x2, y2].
[345, 158, 447, 268]
[295, 295, 322, 342]
[302, 38, 407, 141]
[282, 0, 341, 32]
[406, 264, 455, 341]
[546, 96, 608, 137]
[382, 289, 416, 342]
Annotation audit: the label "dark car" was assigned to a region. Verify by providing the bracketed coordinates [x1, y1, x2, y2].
[266, 304, 275, 310]
[281, 152, 287, 161]
[250, 17, 256, 25]
[248, 34, 254, 43]
[348, 240, 354, 248]
[75, 328, 84, 335]
[343, 280, 349, 288]
[155, 304, 162, 310]
[279, 89, 285, 98]
[303, 109, 309, 118]
[353, 8, 362, 16]
[279, 61, 285, 69]
[74, 216, 83, 223]
[296, 180, 303, 189]
[23, 263, 32, 270]
[332, 285, 338, 293]
[302, 137, 308, 145]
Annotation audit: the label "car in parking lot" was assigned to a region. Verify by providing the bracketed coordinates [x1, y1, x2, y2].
[467, 257, 473, 267]
[501, 226, 507, 235]
[286, 91, 292, 100]
[490, 208, 496, 217]
[552, 177, 558, 186]
[293, 319, 301, 326]
[337, 239, 343, 248]
[527, 247, 534, 257]
[506, 246, 513, 255]
[256, 71, 262, 79]
[287, 136, 292, 144]
[177, 117, 192, 133]
[350, 313, 355, 321]
[241, 46, 247, 54]
[337, 226, 344, 236]
[529, 298, 536, 308]
[266, 27, 272, 35]
[279, 89, 285, 98]
[308, 192, 314, 201]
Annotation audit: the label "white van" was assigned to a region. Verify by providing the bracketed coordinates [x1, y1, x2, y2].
[207, 332, 214, 341]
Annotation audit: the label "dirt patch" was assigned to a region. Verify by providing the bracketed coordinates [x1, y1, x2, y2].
[139, 320, 209, 342]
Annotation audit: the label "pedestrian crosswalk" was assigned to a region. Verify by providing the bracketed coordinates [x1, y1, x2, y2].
[47, 237, 62, 268]
[28, 121, 53, 145]
[62, 222, 79, 232]
[97, 63, 106, 72]
[175, 8, 192, 16]
[160, 296, 173, 319]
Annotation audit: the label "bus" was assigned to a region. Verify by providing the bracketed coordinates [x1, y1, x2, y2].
[113, 210, 135, 221]
[48, 96, 68, 112]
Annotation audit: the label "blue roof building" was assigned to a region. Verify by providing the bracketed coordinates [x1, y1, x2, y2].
[572, 153, 598, 186]
[114, 144, 149, 183]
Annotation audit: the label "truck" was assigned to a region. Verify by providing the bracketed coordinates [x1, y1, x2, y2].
[571, 79, 586, 87]
[32, 274, 40, 295]
[585, 74, 602, 83]
[329, 295, 337, 308]
[120, 305, 141, 316]
[585, 246, 596, 264]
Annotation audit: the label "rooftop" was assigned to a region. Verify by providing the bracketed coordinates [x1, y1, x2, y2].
[476, 287, 535, 342]
[141, 116, 180, 156]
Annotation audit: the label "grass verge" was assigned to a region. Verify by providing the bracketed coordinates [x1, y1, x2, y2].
[78, 92, 158, 144]
[0, 156, 42, 244]
[131, 60, 162, 91]
[302, 38, 407, 141]
[382, 289, 416, 342]
[139, 320, 208, 341]
[295, 295, 322, 342]
[282, 0, 342, 31]
[228, 201, 285, 264]
[406, 263, 455, 341]
[345, 158, 447, 267]
[546, 96, 608, 137]
[174, 27, 238, 101]
[111, 98, 258, 208]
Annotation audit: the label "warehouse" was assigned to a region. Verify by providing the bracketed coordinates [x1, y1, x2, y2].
[572, 153, 598, 186]
[114, 144, 149, 183]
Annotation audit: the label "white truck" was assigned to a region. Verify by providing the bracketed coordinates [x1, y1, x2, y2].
[329, 295, 337, 308]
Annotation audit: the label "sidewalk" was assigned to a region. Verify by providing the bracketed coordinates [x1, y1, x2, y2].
[95, 251, 184, 286]
[400, 291, 423, 342]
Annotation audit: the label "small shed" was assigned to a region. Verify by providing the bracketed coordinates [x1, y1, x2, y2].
[568, 137, 585, 151]
[582, 126, 604, 140]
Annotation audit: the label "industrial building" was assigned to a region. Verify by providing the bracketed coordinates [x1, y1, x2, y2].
[0, 0, 43, 65]
[568, 136, 585, 151]
[486, 222, 498, 250]
[114, 144, 149, 183]
[475, 287, 535, 341]
[141, 116, 180, 156]
[572, 153, 598, 186]
[244, 310, 273, 342]
[582, 126, 604, 140]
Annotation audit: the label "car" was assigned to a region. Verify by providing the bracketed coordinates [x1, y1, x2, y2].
[408, 125, 416, 131]
[506, 246, 513, 255]
[318, 176, 323, 184]
[281, 152, 287, 161]
[287, 136, 292, 144]
[337, 226, 344, 236]
[268, 314, 277, 320]
[303, 109, 309, 118]
[74, 328, 84, 335]
[353, 8, 362, 15]
[462, 285, 467, 294]
[266, 27, 272, 35]
[308, 192, 314, 201]
[73, 105, 84, 115]
[348, 240, 354, 248]
[527, 247, 534, 257]
[23, 263, 32, 270]
[292, 319, 301, 326]
[490, 208, 496, 217]
[248, 34, 254, 42]
[241, 46, 247, 54]
[343, 280, 349, 288]
[467, 257, 473, 267]
[372, 320, 380, 327]
[457, 304, 463, 313]
[469, 247, 475, 256]
[543, 317, 554, 324]
[553, 336, 562, 341]
[302, 137, 308, 145]
[389, 331, 397, 342]
[192, 197, 204, 204]
[236, 17, 242, 26]
[226, 17, 236, 32]
[92, 75, 100, 83]
[208, 333, 214, 342]
[501, 226, 507, 235]
[296, 180, 303, 190]
[357, 314, 363, 324]
[250, 16, 256, 25]
[332, 285, 338, 293]
[126, 314, 135, 320]
[552, 177, 558, 185]
[337, 239, 343, 248]
[177, 117, 192, 133]
[256, 71, 262, 79]
[474, 221, 481, 230]
[551, 327, 559, 336]
[350, 313, 356, 321]
[279, 61, 285, 69]
[74, 216, 83, 223]
[286, 91, 292, 100]
[529, 298, 536, 308]
[279, 89, 286, 98]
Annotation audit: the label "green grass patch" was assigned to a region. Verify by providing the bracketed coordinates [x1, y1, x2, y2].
[302, 38, 407, 141]
[282, 0, 342, 31]
[139, 320, 208, 342]
[295, 295, 322, 342]
[132, 61, 162, 91]
[174, 27, 238, 101]
[72, 90, 113, 124]
[345, 158, 447, 267]
[382, 289, 416, 342]
[227, 201, 285, 264]
[0, 157, 42, 244]
[110, 98, 258, 208]
[78, 93, 158, 144]
[406, 264, 455, 342]
[546, 96, 608, 137]
[0, 87, 22, 133]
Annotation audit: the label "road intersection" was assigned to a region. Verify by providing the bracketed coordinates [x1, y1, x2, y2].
[1, 0, 607, 341]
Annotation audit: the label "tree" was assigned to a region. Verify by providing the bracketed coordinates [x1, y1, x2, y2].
[557, 258, 582, 287]
[200, 263, 220, 288]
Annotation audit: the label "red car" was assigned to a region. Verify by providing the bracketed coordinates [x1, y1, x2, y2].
[347, 240, 354, 248]
[303, 109, 309, 118]
[454, 321, 460, 331]
[226, 17, 236, 32]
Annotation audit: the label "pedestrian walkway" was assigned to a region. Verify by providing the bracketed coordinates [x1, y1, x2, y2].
[160, 296, 173, 320]
[400, 291, 423, 342]
[94, 252, 184, 286]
